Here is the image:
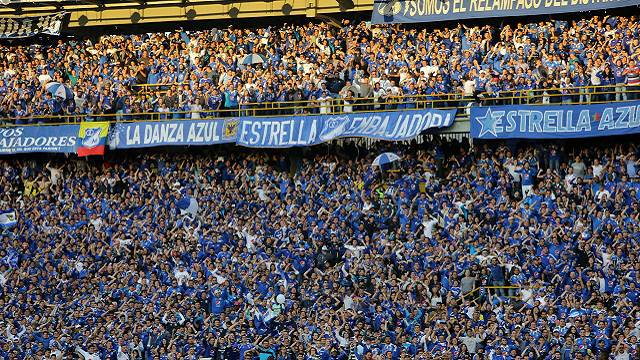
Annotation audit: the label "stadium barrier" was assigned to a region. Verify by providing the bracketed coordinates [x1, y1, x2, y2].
[132, 83, 189, 96]
[463, 285, 523, 300]
[4, 84, 635, 126]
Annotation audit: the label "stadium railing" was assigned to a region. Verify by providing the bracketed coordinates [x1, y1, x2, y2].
[132, 83, 190, 96]
[463, 285, 523, 300]
[2, 84, 638, 125]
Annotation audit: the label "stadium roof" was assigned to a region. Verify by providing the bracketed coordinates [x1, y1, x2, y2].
[0, 1, 230, 16]
[0, 0, 371, 28]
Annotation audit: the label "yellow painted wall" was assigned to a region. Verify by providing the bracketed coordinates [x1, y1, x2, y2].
[0, 0, 374, 27]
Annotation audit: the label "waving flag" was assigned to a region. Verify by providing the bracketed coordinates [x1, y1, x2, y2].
[568, 309, 587, 318]
[77, 122, 109, 156]
[0, 210, 17, 228]
[177, 195, 199, 217]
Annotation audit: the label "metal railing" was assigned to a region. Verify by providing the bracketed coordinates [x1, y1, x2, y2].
[463, 285, 523, 300]
[132, 82, 189, 96]
[2, 84, 639, 126]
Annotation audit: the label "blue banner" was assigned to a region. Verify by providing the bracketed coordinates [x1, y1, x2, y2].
[470, 101, 640, 139]
[0, 125, 79, 154]
[372, 0, 640, 24]
[237, 109, 457, 148]
[108, 119, 239, 149]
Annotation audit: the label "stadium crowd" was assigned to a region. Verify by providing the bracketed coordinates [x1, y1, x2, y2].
[0, 137, 639, 360]
[2, 13, 640, 123]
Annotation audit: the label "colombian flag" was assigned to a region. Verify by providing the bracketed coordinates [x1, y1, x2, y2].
[77, 121, 109, 157]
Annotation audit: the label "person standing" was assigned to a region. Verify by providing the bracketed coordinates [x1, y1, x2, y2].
[318, 91, 333, 114]
[517, 162, 536, 198]
[623, 58, 640, 100]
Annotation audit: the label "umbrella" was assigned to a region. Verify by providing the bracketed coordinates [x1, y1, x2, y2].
[240, 53, 267, 66]
[372, 152, 401, 167]
[45, 82, 74, 100]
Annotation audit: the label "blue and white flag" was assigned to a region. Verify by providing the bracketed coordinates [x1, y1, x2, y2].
[183, 198, 199, 217]
[0, 210, 17, 228]
[177, 196, 199, 217]
[568, 309, 587, 318]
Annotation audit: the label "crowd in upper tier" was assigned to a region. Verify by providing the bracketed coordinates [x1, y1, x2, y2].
[0, 137, 639, 359]
[2, 14, 640, 123]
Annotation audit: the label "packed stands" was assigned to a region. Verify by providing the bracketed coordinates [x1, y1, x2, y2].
[1, 2, 640, 359]
[0, 137, 639, 359]
[1, 14, 640, 124]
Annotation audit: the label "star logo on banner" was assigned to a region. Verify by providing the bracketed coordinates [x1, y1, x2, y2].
[475, 108, 499, 138]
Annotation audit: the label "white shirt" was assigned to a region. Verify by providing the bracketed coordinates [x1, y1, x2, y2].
[420, 65, 439, 78]
[614, 351, 630, 360]
[564, 173, 576, 190]
[460, 336, 480, 353]
[342, 99, 353, 113]
[596, 189, 611, 202]
[174, 268, 191, 285]
[463, 80, 476, 96]
[521, 288, 534, 304]
[117, 346, 130, 360]
[378, 79, 391, 90]
[5, 323, 25, 342]
[422, 219, 437, 238]
[47, 165, 62, 185]
[256, 188, 268, 201]
[345, 244, 366, 258]
[38, 73, 52, 85]
[318, 96, 332, 114]
[591, 67, 603, 86]
[343, 294, 354, 310]
[90, 218, 103, 231]
[76, 347, 101, 360]
[592, 164, 604, 178]
[373, 89, 387, 108]
[373, 88, 387, 100]
[0, 270, 8, 287]
[50, 349, 63, 360]
[504, 159, 519, 182]
[190, 103, 203, 119]
[398, 71, 411, 85]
